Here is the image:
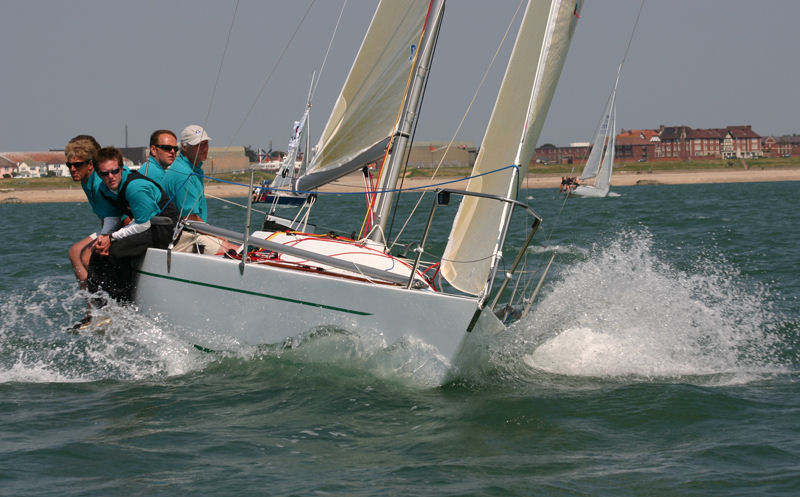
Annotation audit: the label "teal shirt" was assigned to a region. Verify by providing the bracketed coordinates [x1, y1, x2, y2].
[98, 167, 163, 223]
[163, 153, 207, 222]
[141, 156, 166, 185]
[81, 171, 118, 219]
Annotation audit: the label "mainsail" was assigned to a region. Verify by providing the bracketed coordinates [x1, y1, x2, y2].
[295, 0, 432, 192]
[440, 0, 581, 296]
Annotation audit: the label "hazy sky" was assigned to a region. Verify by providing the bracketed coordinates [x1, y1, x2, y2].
[1, 0, 797, 152]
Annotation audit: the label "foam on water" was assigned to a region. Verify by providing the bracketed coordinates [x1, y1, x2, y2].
[0, 281, 213, 383]
[516, 230, 788, 384]
[0, 279, 451, 387]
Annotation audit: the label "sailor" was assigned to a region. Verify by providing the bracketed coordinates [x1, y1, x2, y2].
[141, 129, 179, 184]
[87, 146, 179, 303]
[162, 124, 230, 254]
[65, 135, 120, 291]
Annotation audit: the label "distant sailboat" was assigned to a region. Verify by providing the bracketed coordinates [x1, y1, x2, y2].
[571, 0, 643, 199]
[571, 68, 619, 198]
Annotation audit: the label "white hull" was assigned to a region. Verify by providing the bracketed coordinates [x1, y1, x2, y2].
[133, 248, 487, 363]
[571, 184, 610, 198]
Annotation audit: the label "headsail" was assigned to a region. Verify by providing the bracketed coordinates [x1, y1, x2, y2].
[441, 0, 581, 296]
[295, 0, 433, 192]
[579, 65, 620, 185]
[592, 90, 616, 194]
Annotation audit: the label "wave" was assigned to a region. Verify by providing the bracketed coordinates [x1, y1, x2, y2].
[508, 229, 790, 386]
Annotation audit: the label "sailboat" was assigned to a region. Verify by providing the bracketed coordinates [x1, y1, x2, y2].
[253, 84, 312, 209]
[132, 0, 582, 367]
[571, 67, 619, 198]
[571, 0, 642, 199]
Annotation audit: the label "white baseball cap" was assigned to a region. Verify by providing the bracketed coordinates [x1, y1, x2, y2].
[180, 125, 212, 146]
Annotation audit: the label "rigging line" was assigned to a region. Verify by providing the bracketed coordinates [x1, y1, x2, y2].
[206, 194, 267, 215]
[309, 0, 347, 102]
[388, 0, 525, 250]
[620, 0, 645, 72]
[226, 0, 318, 149]
[202, 163, 520, 196]
[203, 0, 240, 134]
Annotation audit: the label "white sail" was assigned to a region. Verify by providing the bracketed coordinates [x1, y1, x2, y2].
[441, 0, 581, 296]
[295, 0, 431, 192]
[579, 93, 614, 181]
[593, 93, 616, 193]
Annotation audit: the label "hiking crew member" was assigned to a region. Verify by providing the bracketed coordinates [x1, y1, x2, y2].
[65, 135, 120, 290]
[87, 147, 179, 303]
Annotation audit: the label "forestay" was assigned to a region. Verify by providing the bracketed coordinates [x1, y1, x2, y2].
[441, 0, 581, 296]
[295, 0, 431, 192]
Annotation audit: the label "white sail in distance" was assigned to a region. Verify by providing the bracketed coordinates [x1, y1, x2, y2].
[580, 64, 620, 183]
[592, 92, 616, 194]
[441, 0, 581, 296]
[295, 0, 432, 192]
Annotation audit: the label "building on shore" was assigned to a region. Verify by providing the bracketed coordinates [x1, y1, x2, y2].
[0, 151, 68, 178]
[534, 124, 800, 166]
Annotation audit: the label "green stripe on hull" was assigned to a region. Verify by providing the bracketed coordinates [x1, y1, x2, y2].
[137, 270, 372, 316]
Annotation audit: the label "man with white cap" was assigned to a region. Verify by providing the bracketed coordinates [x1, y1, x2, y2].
[163, 124, 226, 254]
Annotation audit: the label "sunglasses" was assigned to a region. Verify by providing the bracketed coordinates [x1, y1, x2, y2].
[97, 167, 121, 177]
[66, 159, 91, 169]
[154, 144, 180, 153]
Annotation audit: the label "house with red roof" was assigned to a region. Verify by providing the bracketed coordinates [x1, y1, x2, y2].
[656, 125, 763, 160]
[0, 151, 68, 177]
[616, 129, 659, 162]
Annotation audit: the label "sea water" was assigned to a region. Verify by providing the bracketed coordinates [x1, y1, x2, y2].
[0, 182, 798, 496]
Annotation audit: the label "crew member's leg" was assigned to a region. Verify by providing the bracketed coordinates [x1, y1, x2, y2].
[69, 234, 96, 289]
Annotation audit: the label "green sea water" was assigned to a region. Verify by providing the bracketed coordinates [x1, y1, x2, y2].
[1, 182, 798, 496]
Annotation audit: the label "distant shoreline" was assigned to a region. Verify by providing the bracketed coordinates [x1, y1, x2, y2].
[2, 167, 799, 204]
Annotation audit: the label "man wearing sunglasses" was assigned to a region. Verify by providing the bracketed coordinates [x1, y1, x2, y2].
[142, 129, 178, 184]
[65, 135, 120, 292]
[87, 147, 179, 303]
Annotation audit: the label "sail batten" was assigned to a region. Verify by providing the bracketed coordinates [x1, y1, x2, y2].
[440, 0, 581, 296]
[295, 0, 432, 192]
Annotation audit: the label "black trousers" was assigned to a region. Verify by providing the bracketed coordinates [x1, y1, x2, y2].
[86, 224, 173, 304]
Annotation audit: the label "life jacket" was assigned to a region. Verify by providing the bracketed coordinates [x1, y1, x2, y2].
[101, 170, 179, 224]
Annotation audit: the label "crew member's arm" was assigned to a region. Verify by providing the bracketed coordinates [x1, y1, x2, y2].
[94, 216, 121, 256]
[110, 220, 152, 240]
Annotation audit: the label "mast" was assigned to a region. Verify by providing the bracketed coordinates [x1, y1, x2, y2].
[368, 0, 445, 244]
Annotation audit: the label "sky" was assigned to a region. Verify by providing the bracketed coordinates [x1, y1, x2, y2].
[1, 0, 798, 153]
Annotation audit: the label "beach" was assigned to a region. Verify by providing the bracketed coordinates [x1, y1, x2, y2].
[2, 167, 799, 204]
